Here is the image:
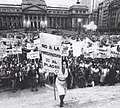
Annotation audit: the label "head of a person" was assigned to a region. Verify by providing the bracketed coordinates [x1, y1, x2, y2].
[62, 61, 68, 68]
[39, 62, 43, 68]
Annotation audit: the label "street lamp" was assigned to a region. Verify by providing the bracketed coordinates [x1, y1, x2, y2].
[23, 19, 26, 28]
[26, 19, 31, 28]
[40, 20, 47, 32]
[23, 19, 30, 28]
[78, 18, 82, 35]
[23, 19, 31, 42]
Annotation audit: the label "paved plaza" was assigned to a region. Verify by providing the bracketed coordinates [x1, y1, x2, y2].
[0, 84, 120, 108]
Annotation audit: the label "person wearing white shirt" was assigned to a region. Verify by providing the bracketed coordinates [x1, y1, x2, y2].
[91, 65, 100, 85]
[56, 61, 68, 107]
[100, 65, 109, 86]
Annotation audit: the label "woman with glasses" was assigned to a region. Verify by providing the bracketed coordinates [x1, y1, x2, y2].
[56, 60, 68, 107]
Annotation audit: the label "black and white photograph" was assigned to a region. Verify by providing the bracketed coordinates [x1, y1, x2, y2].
[0, 0, 120, 108]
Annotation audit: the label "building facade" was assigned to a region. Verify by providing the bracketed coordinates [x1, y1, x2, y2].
[81, 0, 92, 12]
[108, 0, 120, 31]
[97, 0, 113, 31]
[90, 9, 99, 25]
[102, 0, 113, 29]
[98, 2, 104, 29]
[81, 0, 102, 13]
[0, 0, 89, 30]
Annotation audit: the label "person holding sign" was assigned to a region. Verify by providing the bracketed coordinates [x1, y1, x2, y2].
[56, 61, 68, 107]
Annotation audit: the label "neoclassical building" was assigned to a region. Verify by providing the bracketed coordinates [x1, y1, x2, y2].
[0, 0, 89, 30]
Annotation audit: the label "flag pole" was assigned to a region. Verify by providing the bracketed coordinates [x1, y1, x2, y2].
[17, 52, 20, 64]
[1, 57, 3, 74]
[53, 73, 56, 100]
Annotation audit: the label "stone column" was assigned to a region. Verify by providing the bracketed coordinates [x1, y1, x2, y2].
[60, 18, 62, 29]
[23, 15, 26, 27]
[85, 18, 88, 25]
[40, 16, 42, 22]
[63, 18, 66, 29]
[36, 15, 38, 28]
[45, 15, 47, 21]
[72, 18, 75, 30]
[62, 18, 64, 29]
[28, 15, 31, 28]
[47, 17, 50, 28]
[51, 18, 54, 28]
[40, 16, 42, 28]
[33, 21, 34, 28]
[45, 15, 47, 27]
[56, 17, 58, 28]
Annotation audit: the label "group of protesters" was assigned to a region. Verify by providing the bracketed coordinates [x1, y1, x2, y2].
[0, 52, 120, 92]
[0, 54, 46, 92]
[65, 55, 120, 89]
[0, 30, 120, 94]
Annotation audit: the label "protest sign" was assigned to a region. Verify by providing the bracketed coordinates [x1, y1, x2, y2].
[40, 33, 62, 73]
[12, 47, 22, 54]
[0, 42, 7, 60]
[27, 43, 35, 50]
[34, 38, 40, 49]
[27, 51, 40, 59]
[62, 43, 70, 56]
[0, 50, 3, 61]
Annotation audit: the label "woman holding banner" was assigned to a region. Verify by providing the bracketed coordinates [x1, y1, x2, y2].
[56, 61, 68, 107]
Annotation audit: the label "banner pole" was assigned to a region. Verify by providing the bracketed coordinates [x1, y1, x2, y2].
[1, 58, 3, 74]
[53, 73, 56, 100]
[17, 53, 20, 64]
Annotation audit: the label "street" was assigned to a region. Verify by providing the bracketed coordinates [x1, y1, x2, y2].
[0, 84, 120, 108]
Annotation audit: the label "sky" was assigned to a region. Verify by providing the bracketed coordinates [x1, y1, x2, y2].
[0, 0, 77, 7]
[0, 0, 103, 8]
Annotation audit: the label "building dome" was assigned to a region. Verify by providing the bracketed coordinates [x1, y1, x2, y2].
[22, 0, 46, 5]
[69, 4, 89, 10]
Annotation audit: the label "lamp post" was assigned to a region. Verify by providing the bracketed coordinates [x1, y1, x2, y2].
[27, 19, 31, 42]
[40, 20, 47, 32]
[77, 18, 82, 41]
[23, 19, 26, 28]
[23, 19, 30, 29]
[78, 18, 82, 35]
[26, 19, 31, 28]
[23, 19, 31, 42]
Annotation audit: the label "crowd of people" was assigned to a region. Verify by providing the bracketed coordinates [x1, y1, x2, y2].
[0, 53, 120, 93]
[55, 55, 120, 107]
[0, 54, 45, 92]
[65, 55, 120, 89]
[0, 30, 120, 94]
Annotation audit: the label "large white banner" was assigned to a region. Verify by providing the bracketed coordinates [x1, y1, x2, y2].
[72, 41, 83, 56]
[40, 33, 62, 73]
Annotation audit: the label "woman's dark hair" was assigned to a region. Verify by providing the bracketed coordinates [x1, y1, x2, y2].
[62, 60, 68, 68]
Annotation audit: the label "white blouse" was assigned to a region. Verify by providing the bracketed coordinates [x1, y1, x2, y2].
[57, 68, 68, 81]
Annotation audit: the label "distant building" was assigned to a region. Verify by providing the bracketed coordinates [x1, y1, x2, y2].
[102, 0, 112, 30]
[97, 0, 113, 31]
[89, 9, 99, 25]
[81, 0, 102, 13]
[81, 0, 92, 12]
[117, 7, 120, 29]
[81, 0, 100, 27]
[0, 0, 89, 30]
[108, 0, 120, 31]
[98, 2, 104, 29]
